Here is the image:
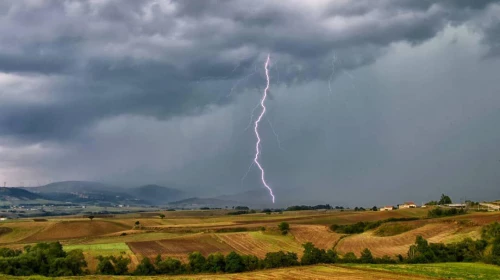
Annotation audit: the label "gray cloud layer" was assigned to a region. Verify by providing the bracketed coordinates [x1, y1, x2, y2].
[1, 0, 500, 205]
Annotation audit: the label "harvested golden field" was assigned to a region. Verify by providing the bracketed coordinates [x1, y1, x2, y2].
[0, 221, 56, 244]
[127, 234, 234, 260]
[336, 222, 469, 257]
[23, 220, 130, 242]
[290, 224, 344, 249]
[216, 232, 303, 258]
[0, 264, 437, 279]
[294, 209, 428, 225]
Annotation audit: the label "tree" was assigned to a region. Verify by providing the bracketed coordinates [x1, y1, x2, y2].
[188, 252, 206, 273]
[88, 215, 95, 221]
[371, 206, 378, 211]
[278, 222, 290, 235]
[241, 254, 260, 271]
[113, 255, 131, 275]
[438, 194, 452, 205]
[225, 251, 244, 273]
[301, 242, 327, 265]
[205, 252, 226, 273]
[325, 249, 338, 263]
[342, 252, 358, 263]
[159, 214, 165, 219]
[263, 251, 299, 268]
[134, 257, 156, 275]
[96, 256, 116, 275]
[360, 248, 374, 263]
[157, 257, 183, 275]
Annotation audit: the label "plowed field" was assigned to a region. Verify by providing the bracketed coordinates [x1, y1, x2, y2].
[127, 234, 233, 260]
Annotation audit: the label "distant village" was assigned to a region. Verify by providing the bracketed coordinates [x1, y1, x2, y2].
[379, 201, 500, 211]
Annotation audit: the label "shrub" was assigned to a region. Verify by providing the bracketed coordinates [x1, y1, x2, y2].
[225, 251, 244, 273]
[341, 252, 358, 263]
[359, 248, 374, 263]
[134, 257, 156, 275]
[206, 252, 226, 273]
[157, 257, 183, 275]
[278, 222, 290, 235]
[263, 251, 299, 268]
[188, 252, 206, 273]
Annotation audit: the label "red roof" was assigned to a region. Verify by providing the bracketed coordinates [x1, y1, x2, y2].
[404, 201, 415, 205]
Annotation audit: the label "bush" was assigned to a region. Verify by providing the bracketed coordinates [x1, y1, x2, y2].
[227, 211, 249, 215]
[301, 242, 328, 265]
[241, 254, 260, 271]
[225, 251, 244, 273]
[427, 207, 466, 218]
[263, 251, 299, 268]
[0, 242, 87, 277]
[359, 248, 374, 263]
[157, 257, 183, 274]
[134, 257, 156, 275]
[341, 252, 358, 263]
[206, 252, 226, 273]
[188, 252, 206, 273]
[96, 256, 115, 275]
[278, 222, 290, 235]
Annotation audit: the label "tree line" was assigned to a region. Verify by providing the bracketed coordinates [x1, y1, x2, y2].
[330, 217, 419, 234]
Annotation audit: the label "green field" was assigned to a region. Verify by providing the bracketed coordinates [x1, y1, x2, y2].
[344, 263, 500, 280]
[64, 243, 130, 255]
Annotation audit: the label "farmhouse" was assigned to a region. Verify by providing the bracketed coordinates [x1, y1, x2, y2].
[399, 201, 417, 209]
[379, 206, 394, 211]
[446, 203, 466, 208]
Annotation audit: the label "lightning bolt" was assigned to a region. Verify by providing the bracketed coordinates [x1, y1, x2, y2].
[253, 54, 275, 203]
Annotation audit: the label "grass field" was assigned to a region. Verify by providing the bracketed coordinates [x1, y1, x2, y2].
[344, 263, 500, 280]
[3, 263, 499, 279]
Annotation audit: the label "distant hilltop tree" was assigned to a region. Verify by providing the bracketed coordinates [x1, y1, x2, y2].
[438, 194, 452, 205]
[234, 206, 249, 210]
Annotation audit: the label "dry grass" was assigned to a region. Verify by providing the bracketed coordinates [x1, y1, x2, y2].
[290, 224, 344, 249]
[127, 234, 234, 261]
[336, 222, 468, 257]
[0, 221, 56, 244]
[216, 231, 303, 258]
[23, 220, 129, 242]
[0, 264, 437, 279]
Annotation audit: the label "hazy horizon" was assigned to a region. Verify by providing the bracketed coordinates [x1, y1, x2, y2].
[1, 1, 500, 206]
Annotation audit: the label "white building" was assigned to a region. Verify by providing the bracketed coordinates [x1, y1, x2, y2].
[399, 201, 417, 209]
[379, 206, 394, 211]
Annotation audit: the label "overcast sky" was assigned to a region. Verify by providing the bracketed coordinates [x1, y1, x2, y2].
[1, 0, 500, 205]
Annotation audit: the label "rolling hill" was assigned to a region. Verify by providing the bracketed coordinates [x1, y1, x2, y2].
[23, 181, 146, 205]
[0, 187, 45, 201]
[125, 184, 187, 205]
[21, 181, 187, 206]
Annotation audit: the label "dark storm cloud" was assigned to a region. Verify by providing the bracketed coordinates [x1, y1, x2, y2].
[1, 0, 499, 143]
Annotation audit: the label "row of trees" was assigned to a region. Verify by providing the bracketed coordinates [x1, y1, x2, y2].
[427, 207, 466, 218]
[285, 204, 333, 211]
[0, 242, 87, 276]
[330, 217, 419, 234]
